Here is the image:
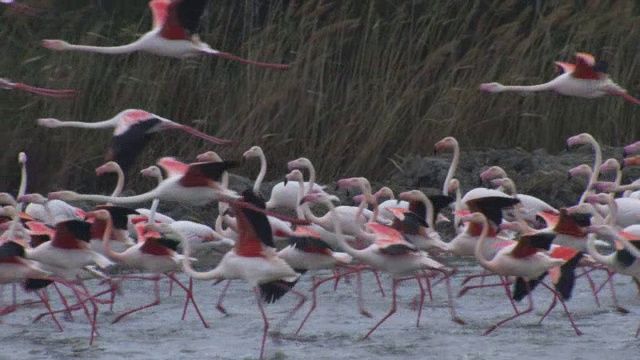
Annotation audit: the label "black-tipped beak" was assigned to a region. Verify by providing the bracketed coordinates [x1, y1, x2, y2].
[396, 199, 401, 204]
[623, 151, 628, 158]
[433, 147, 438, 155]
[567, 172, 572, 181]
[299, 198, 305, 205]
[345, 189, 350, 197]
[283, 177, 288, 186]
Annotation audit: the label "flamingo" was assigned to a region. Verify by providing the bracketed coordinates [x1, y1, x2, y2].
[434, 136, 460, 196]
[623, 142, 640, 157]
[567, 133, 603, 204]
[42, 0, 289, 70]
[463, 212, 584, 335]
[301, 192, 464, 339]
[18, 193, 86, 226]
[87, 209, 210, 328]
[0, 78, 76, 97]
[261, 156, 328, 211]
[131, 165, 176, 226]
[48, 158, 240, 206]
[165, 189, 309, 360]
[38, 109, 233, 173]
[480, 52, 640, 104]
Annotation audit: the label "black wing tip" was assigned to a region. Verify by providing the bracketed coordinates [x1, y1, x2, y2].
[259, 279, 299, 304]
[555, 252, 584, 300]
[156, 237, 180, 251]
[24, 278, 53, 291]
[60, 219, 92, 242]
[0, 241, 26, 259]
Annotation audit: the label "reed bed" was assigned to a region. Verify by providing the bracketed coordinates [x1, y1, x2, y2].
[1, 0, 639, 194]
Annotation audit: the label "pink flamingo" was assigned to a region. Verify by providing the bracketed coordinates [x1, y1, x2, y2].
[42, 0, 290, 70]
[481, 52, 640, 104]
[38, 109, 233, 173]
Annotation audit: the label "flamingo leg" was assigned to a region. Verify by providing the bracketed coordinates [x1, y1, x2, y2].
[167, 274, 209, 328]
[204, 49, 290, 71]
[295, 275, 318, 335]
[433, 268, 466, 325]
[578, 266, 601, 307]
[415, 275, 425, 327]
[112, 275, 161, 324]
[461, 271, 500, 286]
[215, 280, 233, 315]
[254, 287, 270, 360]
[484, 281, 534, 335]
[33, 289, 64, 332]
[539, 282, 583, 335]
[52, 283, 74, 321]
[362, 278, 398, 340]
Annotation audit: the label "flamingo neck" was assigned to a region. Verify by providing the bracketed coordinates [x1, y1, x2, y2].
[110, 167, 125, 198]
[294, 178, 305, 220]
[305, 165, 317, 195]
[61, 39, 145, 55]
[580, 140, 602, 204]
[70, 191, 157, 205]
[326, 202, 363, 259]
[602, 198, 618, 226]
[473, 217, 493, 272]
[498, 80, 558, 93]
[8, 158, 28, 239]
[611, 167, 622, 198]
[253, 152, 267, 194]
[179, 226, 224, 280]
[102, 217, 128, 264]
[585, 237, 615, 266]
[443, 143, 459, 195]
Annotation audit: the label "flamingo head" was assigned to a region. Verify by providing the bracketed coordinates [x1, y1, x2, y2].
[42, 39, 71, 51]
[242, 146, 263, 160]
[567, 164, 592, 180]
[398, 189, 426, 203]
[434, 136, 458, 153]
[566, 133, 595, 148]
[287, 157, 312, 171]
[85, 209, 111, 222]
[140, 165, 162, 179]
[460, 212, 487, 224]
[598, 158, 619, 173]
[623, 141, 640, 157]
[622, 156, 640, 169]
[479, 82, 505, 93]
[591, 181, 617, 193]
[18, 152, 27, 165]
[95, 161, 121, 176]
[47, 191, 78, 201]
[0, 78, 15, 90]
[585, 193, 610, 205]
[17, 193, 47, 205]
[37, 118, 63, 128]
[0, 193, 17, 206]
[446, 179, 459, 195]
[480, 166, 507, 182]
[284, 169, 304, 186]
[196, 151, 222, 162]
[490, 177, 511, 189]
[374, 186, 395, 201]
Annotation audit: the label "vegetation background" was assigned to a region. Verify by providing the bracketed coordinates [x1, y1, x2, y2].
[1, 0, 639, 195]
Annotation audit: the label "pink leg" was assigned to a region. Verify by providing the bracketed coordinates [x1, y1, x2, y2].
[215, 280, 232, 315]
[415, 276, 425, 327]
[254, 287, 270, 360]
[461, 271, 499, 286]
[168, 274, 209, 328]
[112, 275, 161, 324]
[34, 289, 64, 332]
[432, 268, 465, 325]
[539, 282, 583, 335]
[295, 275, 318, 335]
[52, 283, 74, 321]
[362, 278, 399, 339]
[579, 266, 601, 307]
[484, 282, 534, 335]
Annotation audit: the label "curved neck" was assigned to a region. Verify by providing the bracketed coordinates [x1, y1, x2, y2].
[611, 167, 622, 198]
[473, 217, 493, 271]
[8, 159, 28, 238]
[102, 217, 128, 264]
[302, 204, 326, 227]
[179, 227, 223, 280]
[253, 152, 267, 194]
[353, 198, 376, 242]
[305, 164, 317, 195]
[499, 79, 558, 93]
[110, 167, 126, 198]
[586, 237, 615, 266]
[443, 143, 459, 195]
[326, 202, 364, 259]
[48, 117, 120, 129]
[580, 140, 602, 204]
[70, 191, 157, 205]
[294, 178, 305, 220]
[601, 198, 618, 226]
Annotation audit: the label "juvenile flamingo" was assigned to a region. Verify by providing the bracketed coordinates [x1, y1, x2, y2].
[42, 0, 290, 70]
[480, 52, 640, 104]
[38, 109, 233, 172]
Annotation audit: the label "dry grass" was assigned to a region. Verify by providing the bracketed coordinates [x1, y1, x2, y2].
[1, 0, 639, 194]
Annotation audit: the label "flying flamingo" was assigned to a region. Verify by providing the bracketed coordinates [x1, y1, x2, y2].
[463, 212, 584, 335]
[301, 192, 464, 339]
[42, 0, 290, 70]
[1, 78, 76, 98]
[480, 52, 640, 104]
[38, 109, 233, 173]
[164, 189, 310, 359]
[48, 158, 241, 206]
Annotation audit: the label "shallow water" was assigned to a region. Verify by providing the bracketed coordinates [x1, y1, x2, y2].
[2, 257, 640, 360]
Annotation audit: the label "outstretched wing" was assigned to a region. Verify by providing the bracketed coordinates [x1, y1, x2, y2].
[149, 0, 172, 29]
[160, 0, 207, 40]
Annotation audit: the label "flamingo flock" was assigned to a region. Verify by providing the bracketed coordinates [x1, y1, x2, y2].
[3, 1, 640, 359]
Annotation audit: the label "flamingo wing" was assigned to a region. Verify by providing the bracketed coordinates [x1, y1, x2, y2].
[160, 0, 207, 40]
[149, 0, 171, 29]
[536, 210, 560, 228]
[24, 220, 55, 237]
[291, 226, 321, 238]
[157, 157, 189, 178]
[232, 189, 275, 257]
[52, 220, 92, 249]
[549, 245, 580, 261]
[92, 205, 139, 230]
[180, 160, 239, 187]
[428, 195, 455, 224]
[0, 241, 26, 259]
[289, 236, 333, 254]
[572, 52, 600, 80]
[511, 232, 555, 258]
[467, 196, 520, 228]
